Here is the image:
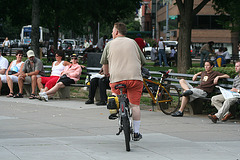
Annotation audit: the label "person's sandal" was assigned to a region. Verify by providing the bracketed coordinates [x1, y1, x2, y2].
[13, 93, 23, 98]
[6, 92, 14, 98]
[29, 94, 37, 99]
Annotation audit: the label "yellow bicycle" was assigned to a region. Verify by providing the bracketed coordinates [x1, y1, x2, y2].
[143, 70, 180, 115]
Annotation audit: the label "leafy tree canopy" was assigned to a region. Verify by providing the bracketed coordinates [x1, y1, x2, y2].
[213, 0, 240, 31]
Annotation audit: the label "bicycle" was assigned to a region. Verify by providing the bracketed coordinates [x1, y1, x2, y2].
[142, 70, 180, 115]
[107, 84, 133, 151]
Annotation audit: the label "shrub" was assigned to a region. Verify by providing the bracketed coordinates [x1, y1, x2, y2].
[187, 67, 237, 78]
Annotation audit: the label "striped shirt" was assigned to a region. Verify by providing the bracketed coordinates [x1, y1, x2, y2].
[233, 75, 240, 89]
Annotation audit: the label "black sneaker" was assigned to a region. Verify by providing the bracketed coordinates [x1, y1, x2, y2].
[85, 99, 94, 104]
[171, 111, 184, 117]
[108, 114, 118, 120]
[133, 133, 142, 141]
[180, 90, 193, 97]
[96, 101, 107, 106]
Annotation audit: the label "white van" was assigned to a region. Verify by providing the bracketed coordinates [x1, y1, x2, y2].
[62, 39, 78, 49]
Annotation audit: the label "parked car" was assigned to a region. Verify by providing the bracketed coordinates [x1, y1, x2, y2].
[143, 43, 152, 60]
[143, 41, 178, 60]
[10, 39, 20, 48]
[62, 39, 78, 50]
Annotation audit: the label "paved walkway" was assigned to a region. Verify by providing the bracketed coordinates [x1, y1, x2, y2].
[0, 96, 240, 160]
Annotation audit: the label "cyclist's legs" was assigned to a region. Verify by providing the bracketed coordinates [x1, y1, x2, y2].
[110, 80, 143, 134]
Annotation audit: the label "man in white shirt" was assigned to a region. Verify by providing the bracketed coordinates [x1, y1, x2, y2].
[0, 51, 9, 95]
[158, 37, 169, 67]
[2, 37, 10, 55]
[0, 51, 9, 75]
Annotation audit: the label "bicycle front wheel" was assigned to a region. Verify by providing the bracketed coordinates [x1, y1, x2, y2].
[158, 85, 180, 115]
[122, 116, 131, 151]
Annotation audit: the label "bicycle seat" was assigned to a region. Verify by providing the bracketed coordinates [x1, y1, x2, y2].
[115, 84, 126, 89]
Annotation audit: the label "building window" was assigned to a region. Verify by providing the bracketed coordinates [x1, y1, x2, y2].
[192, 15, 228, 29]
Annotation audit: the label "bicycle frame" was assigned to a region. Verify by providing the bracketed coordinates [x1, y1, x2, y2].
[143, 75, 175, 112]
[114, 85, 133, 151]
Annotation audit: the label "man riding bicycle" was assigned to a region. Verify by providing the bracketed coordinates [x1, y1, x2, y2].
[100, 22, 146, 141]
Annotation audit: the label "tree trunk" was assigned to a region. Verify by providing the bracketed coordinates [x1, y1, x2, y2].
[176, 0, 211, 73]
[53, 15, 59, 50]
[177, 1, 193, 73]
[89, 21, 98, 45]
[31, 0, 40, 58]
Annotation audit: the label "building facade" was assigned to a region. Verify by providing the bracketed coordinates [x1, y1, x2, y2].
[154, 0, 239, 56]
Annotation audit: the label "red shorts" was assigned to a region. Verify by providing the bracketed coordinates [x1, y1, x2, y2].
[110, 80, 143, 105]
[41, 76, 59, 90]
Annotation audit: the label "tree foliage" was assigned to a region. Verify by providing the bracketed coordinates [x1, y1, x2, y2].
[213, 0, 240, 31]
[0, 0, 141, 46]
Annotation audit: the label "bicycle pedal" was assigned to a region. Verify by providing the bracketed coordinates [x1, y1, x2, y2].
[116, 128, 123, 135]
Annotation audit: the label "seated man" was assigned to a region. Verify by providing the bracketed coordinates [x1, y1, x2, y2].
[85, 67, 110, 106]
[171, 60, 230, 117]
[0, 51, 9, 95]
[14, 50, 45, 98]
[208, 60, 240, 123]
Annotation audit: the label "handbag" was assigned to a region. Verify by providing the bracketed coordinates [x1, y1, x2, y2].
[60, 74, 68, 79]
[8, 70, 17, 75]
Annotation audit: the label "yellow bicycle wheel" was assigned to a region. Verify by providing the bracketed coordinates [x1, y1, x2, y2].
[158, 85, 180, 115]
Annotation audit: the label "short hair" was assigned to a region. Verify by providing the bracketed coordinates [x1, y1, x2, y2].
[55, 50, 64, 57]
[114, 22, 127, 36]
[16, 50, 23, 56]
[235, 60, 240, 64]
[208, 41, 214, 46]
[205, 60, 214, 66]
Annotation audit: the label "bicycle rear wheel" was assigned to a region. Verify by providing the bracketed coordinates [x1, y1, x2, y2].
[122, 116, 131, 151]
[158, 85, 180, 115]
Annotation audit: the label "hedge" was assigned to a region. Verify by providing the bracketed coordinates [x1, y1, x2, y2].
[187, 67, 237, 79]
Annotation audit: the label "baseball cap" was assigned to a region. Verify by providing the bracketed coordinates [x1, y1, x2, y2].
[27, 50, 35, 58]
[160, 37, 163, 40]
[71, 54, 78, 58]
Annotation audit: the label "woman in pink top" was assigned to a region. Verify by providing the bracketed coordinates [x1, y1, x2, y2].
[37, 51, 70, 94]
[39, 54, 82, 101]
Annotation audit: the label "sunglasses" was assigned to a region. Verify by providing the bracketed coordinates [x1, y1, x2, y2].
[18, 54, 23, 57]
[71, 57, 77, 60]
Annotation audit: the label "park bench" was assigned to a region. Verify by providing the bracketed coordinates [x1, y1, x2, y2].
[23, 65, 101, 99]
[149, 71, 234, 115]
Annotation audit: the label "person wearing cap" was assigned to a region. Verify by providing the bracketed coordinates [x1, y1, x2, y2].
[39, 54, 82, 101]
[14, 50, 45, 98]
[158, 37, 169, 67]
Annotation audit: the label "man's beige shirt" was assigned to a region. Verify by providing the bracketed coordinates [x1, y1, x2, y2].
[100, 36, 146, 83]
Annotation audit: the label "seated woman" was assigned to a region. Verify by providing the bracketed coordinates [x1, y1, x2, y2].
[3, 50, 24, 97]
[39, 54, 82, 101]
[37, 51, 70, 93]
